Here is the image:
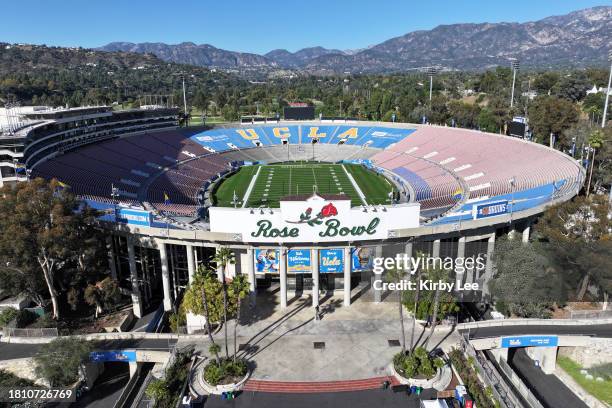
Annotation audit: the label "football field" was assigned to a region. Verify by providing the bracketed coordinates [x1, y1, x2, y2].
[213, 162, 395, 208]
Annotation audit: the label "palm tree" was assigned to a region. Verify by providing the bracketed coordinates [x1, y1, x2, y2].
[423, 267, 449, 350]
[385, 267, 408, 354]
[211, 247, 235, 359]
[586, 129, 604, 196]
[230, 274, 250, 362]
[408, 251, 425, 355]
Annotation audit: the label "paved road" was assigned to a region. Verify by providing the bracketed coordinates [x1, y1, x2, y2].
[508, 348, 588, 408]
[72, 362, 130, 408]
[204, 388, 439, 408]
[0, 339, 177, 360]
[459, 324, 612, 339]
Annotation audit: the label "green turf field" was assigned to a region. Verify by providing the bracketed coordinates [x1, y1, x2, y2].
[213, 162, 395, 208]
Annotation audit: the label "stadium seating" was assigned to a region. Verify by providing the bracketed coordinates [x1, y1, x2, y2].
[31, 124, 583, 221]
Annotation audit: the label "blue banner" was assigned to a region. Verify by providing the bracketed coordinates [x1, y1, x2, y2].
[116, 208, 153, 226]
[501, 336, 558, 348]
[255, 249, 280, 274]
[352, 247, 375, 272]
[90, 350, 137, 362]
[319, 249, 344, 273]
[287, 249, 311, 273]
[473, 200, 509, 220]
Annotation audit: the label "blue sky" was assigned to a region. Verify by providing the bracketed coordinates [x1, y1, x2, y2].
[1, 1, 609, 54]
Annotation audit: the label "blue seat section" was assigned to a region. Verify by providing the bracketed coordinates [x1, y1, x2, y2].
[191, 129, 252, 151]
[430, 180, 566, 225]
[392, 167, 432, 201]
[190, 125, 416, 152]
[260, 125, 300, 144]
[366, 127, 417, 148]
[301, 125, 345, 144]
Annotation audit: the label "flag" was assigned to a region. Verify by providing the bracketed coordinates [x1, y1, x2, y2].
[453, 188, 463, 200]
[163, 192, 170, 205]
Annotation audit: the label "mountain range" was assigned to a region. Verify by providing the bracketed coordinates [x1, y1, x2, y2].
[99, 6, 612, 75]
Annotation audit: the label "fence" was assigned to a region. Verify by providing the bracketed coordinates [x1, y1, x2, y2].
[569, 309, 612, 320]
[3, 327, 58, 337]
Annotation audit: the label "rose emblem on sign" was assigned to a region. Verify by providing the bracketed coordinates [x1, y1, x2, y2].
[288, 203, 339, 226]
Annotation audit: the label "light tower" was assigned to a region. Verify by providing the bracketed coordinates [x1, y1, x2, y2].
[510, 60, 520, 108]
[426, 67, 438, 103]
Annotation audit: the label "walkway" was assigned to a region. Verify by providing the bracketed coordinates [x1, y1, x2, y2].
[179, 291, 460, 382]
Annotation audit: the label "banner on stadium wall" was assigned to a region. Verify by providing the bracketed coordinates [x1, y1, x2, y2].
[116, 208, 153, 227]
[287, 249, 311, 273]
[352, 247, 375, 272]
[472, 200, 509, 220]
[90, 350, 137, 362]
[254, 249, 280, 274]
[319, 249, 344, 273]
[500, 336, 558, 348]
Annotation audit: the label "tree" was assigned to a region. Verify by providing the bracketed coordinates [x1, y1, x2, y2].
[229, 274, 250, 362]
[0, 178, 105, 319]
[528, 96, 579, 146]
[84, 277, 121, 318]
[488, 237, 562, 318]
[422, 267, 451, 350]
[34, 338, 92, 386]
[211, 247, 236, 359]
[535, 195, 611, 304]
[182, 266, 226, 364]
[586, 129, 604, 196]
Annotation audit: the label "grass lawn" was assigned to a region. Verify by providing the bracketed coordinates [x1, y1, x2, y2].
[346, 164, 395, 205]
[213, 165, 258, 207]
[557, 356, 612, 405]
[213, 162, 394, 208]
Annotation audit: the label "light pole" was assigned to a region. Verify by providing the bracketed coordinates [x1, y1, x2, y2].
[510, 60, 520, 108]
[111, 183, 119, 222]
[602, 51, 612, 128]
[426, 67, 437, 103]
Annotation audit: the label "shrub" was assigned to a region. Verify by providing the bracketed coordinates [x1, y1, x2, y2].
[394, 347, 445, 379]
[448, 348, 497, 408]
[34, 338, 92, 386]
[15, 309, 38, 328]
[169, 308, 186, 333]
[0, 308, 18, 327]
[29, 313, 57, 328]
[0, 369, 36, 387]
[203, 358, 248, 386]
[146, 379, 170, 402]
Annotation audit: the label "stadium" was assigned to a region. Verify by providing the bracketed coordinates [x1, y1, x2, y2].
[1, 106, 584, 329]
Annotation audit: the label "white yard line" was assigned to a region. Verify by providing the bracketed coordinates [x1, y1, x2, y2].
[242, 166, 262, 207]
[311, 166, 318, 193]
[342, 165, 368, 206]
[288, 166, 292, 196]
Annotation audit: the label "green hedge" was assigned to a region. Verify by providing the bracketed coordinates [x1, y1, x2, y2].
[448, 349, 499, 408]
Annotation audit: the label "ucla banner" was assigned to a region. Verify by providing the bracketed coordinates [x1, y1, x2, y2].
[255, 249, 280, 274]
[472, 200, 509, 220]
[287, 249, 311, 273]
[352, 247, 375, 272]
[319, 249, 344, 273]
[90, 350, 137, 362]
[501, 335, 558, 348]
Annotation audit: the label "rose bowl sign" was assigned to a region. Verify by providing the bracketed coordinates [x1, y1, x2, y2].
[209, 194, 420, 243]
